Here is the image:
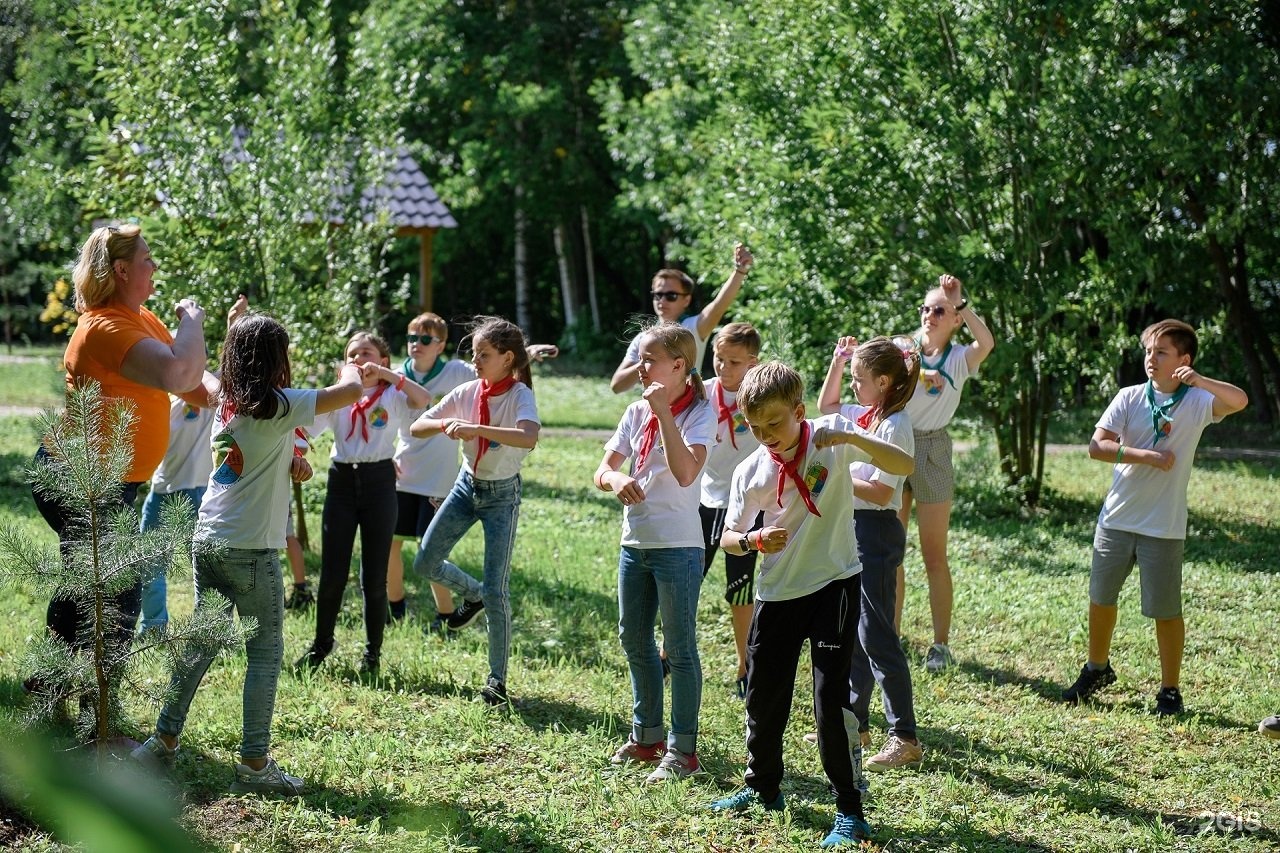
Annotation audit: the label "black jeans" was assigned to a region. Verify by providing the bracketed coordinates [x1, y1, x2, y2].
[849, 509, 916, 740]
[313, 460, 398, 659]
[743, 574, 865, 816]
[31, 446, 143, 650]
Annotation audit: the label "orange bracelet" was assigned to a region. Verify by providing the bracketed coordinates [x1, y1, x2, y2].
[395, 374, 406, 391]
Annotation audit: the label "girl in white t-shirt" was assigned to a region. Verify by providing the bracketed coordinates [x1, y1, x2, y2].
[593, 322, 715, 784]
[819, 335, 924, 772]
[410, 317, 541, 707]
[897, 274, 995, 673]
[297, 332, 432, 674]
[132, 314, 363, 795]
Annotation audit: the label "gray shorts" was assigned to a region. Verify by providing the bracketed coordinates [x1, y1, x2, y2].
[1089, 525, 1184, 619]
[904, 429, 953, 504]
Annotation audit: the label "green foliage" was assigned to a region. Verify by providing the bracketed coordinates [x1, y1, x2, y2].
[0, 383, 248, 749]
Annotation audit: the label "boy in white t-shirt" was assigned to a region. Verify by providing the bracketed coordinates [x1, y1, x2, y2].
[708, 362, 914, 848]
[1061, 319, 1247, 716]
[698, 322, 762, 698]
[609, 243, 754, 393]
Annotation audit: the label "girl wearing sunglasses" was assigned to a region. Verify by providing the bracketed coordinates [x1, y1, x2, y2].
[610, 243, 754, 393]
[897, 274, 995, 674]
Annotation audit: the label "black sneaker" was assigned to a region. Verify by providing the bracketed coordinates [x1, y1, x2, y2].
[285, 584, 314, 610]
[359, 652, 380, 676]
[1061, 663, 1117, 704]
[479, 676, 509, 707]
[446, 598, 485, 630]
[386, 598, 406, 625]
[294, 642, 331, 671]
[1153, 686, 1183, 716]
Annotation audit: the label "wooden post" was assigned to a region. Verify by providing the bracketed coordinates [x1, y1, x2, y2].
[419, 228, 436, 311]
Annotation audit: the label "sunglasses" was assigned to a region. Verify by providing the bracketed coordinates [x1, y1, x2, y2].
[652, 290, 688, 303]
[919, 304, 951, 318]
[407, 334, 440, 345]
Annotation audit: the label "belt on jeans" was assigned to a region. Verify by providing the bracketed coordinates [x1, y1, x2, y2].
[332, 459, 394, 470]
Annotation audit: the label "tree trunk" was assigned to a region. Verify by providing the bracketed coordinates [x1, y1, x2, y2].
[514, 183, 531, 332]
[581, 205, 601, 332]
[553, 221, 577, 348]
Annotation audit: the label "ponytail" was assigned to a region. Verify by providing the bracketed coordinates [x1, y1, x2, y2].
[855, 336, 920, 430]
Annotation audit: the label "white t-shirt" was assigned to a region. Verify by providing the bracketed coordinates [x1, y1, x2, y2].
[605, 394, 716, 548]
[840, 404, 914, 512]
[196, 388, 318, 550]
[725, 414, 871, 601]
[394, 359, 477, 497]
[151, 396, 215, 494]
[1096, 383, 1219, 540]
[624, 315, 707, 380]
[903, 342, 977, 432]
[699, 378, 760, 508]
[425, 379, 540, 481]
[312, 384, 412, 463]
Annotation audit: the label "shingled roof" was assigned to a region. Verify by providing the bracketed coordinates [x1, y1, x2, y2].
[360, 148, 457, 231]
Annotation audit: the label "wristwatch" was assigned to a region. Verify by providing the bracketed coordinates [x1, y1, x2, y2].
[954, 297, 969, 311]
[739, 533, 754, 553]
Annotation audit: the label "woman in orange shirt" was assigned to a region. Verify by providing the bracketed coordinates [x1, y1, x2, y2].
[31, 223, 215, 669]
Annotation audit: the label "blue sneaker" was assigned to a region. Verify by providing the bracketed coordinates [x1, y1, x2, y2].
[820, 812, 872, 847]
[709, 788, 785, 812]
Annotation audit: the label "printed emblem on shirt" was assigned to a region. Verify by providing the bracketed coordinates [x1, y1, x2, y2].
[182, 404, 201, 421]
[732, 410, 750, 435]
[804, 462, 829, 497]
[211, 430, 244, 485]
[921, 375, 942, 396]
[369, 405, 390, 429]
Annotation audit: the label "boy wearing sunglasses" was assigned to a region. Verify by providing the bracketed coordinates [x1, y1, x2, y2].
[610, 243, 754, 393]
[897, 274, 995, 674]
[387, 313, 558, 625]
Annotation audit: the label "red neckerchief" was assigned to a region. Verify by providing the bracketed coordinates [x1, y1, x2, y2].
[715, 382, 739, 449]
[218, 399, 236, 424]
[346, 384, 387, 442]
[475, 375, 516, 464]
[855, 405, 879, 431]
[767, 420, 821, 517]
[635, 383, 696, 472]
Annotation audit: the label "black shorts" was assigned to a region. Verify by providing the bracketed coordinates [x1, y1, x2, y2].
[394, 491, 439, 539]
[700, 504, 762, 607]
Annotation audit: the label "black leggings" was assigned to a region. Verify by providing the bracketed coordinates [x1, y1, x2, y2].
[31, 446, 143, 650]
[313, 460, 398, 658]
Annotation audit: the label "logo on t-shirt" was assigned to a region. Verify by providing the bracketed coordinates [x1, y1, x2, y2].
[182, 404, 201, 421]
[732, 411, 750, 435]
[211, 430, 244, 485]
[921, 375, 943, 396]
[804, 463, 829, 497]
[369, 405, 390, 430]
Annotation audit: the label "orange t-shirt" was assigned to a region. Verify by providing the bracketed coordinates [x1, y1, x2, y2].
[63, 303, 175, 482]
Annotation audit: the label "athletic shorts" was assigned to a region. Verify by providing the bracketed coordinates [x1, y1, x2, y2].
[700, 504, 762, 607]
[395, 491, 440, 539]
[904, 428, 953, 504]
[1089, 525, 1184, 619]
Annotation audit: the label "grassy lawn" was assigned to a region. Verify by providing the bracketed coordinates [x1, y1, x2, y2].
[1, 364, 1278, 851]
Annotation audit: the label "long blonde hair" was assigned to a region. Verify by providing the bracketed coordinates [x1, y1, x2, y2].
[71, 224, 145, 312]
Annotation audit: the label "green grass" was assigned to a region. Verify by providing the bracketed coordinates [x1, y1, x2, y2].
[0, 353, 64, 410]
[2, 380, 1280, 851]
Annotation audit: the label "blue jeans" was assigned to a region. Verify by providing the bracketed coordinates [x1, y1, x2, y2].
[157, 546, 284, 760]
[138, 486, 206, 632]
[617, 546, 704, 754]
[413, 471, 521, 684]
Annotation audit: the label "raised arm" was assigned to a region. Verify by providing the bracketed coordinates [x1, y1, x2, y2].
[818, 336, 858, 415]
[695, 243, 753, 341]
[813, 423, 915, 476]
[940, 275, 995, 371]
[119, 298, 207, 394]
[1173, 366, 1248, 420]
[315, 363, 364, 415]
